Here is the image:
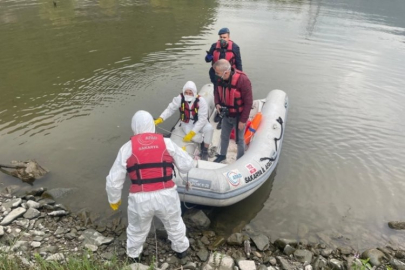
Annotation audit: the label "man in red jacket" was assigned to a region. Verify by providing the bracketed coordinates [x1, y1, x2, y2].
[213, 59, 253, 163]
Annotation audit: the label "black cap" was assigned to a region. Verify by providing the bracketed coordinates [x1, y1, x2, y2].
[218, 28, 230, 35]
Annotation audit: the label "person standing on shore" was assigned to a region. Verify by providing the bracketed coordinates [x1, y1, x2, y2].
[106, 110, 194, 261]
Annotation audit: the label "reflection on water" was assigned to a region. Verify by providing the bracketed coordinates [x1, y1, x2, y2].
[1, 0, 405, 250]
[209, 170, 276, 237]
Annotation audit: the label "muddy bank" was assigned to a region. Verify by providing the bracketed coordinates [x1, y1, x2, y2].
[1, 185, 405, 269]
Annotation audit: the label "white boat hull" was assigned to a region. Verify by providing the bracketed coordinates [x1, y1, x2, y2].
[168, 84, 288, 207]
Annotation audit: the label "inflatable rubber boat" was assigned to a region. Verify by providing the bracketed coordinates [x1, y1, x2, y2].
[167, 84, 288, 207]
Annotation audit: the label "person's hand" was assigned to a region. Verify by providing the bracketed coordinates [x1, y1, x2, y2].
[205, 51, 213, 62]
[154, 117, 164, 126]
[216, 104, 221, 113]
[238, 121, 245, 130]
[110, 200, 121, 211]
[183, 131, 196, 142]
[181, 146, 187, 151]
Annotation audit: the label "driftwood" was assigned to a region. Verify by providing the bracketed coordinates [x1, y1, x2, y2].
[0, 160, 49, 183]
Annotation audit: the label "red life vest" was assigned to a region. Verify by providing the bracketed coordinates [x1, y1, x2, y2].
[213, 40, 236, 69]
[126, 133, 175, 193]
[179, 93, 200, 124]
[217, 70, 245, 116]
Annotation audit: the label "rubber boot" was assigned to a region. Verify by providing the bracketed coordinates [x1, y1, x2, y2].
[200, 144, 209, 161]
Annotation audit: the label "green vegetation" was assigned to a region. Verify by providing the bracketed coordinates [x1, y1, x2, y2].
[353, 258, 372, 270]
[0, 252, 130, 270]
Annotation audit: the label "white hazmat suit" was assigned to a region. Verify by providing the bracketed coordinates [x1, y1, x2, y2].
[106, 110, 194, 259]
[159, 81, 213, 145]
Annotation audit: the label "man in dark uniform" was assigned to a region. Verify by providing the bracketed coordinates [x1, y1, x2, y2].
[205, 28, 243, 129]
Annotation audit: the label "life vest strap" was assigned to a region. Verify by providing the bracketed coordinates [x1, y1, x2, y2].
[127, 162, 172, 173]
[130, 175, 172, 185]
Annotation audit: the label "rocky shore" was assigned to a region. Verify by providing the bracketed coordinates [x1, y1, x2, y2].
[1, 186, 405, 270]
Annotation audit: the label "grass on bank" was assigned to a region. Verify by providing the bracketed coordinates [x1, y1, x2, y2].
[0, 251, 135, 270]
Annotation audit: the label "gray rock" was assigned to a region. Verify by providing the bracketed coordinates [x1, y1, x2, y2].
[238, 260, 256, 270]
[26, 187, 47, 196]
[203, 252, 235, 270]
[15, 219, 30, 229]
[38, 198, 55, 207]
[48, 210, 68, 216]
[251, 234, 269, 251]
[26, 200, 40, 209]
[396, 250, 405, 259]
[276, 256, 294, 270]
[313, 256, 328, 270]
[361, 248, 386, 266]
[283, 244, 295, 256]
[338, 246, 353, 255]
[201, 235, 210, 245]
[320, 248, 333, 257]
[390, 258, 405, 270]
[129, 263, 153, 270]
[31, 241, 41, 248]
[274, 238, 297, 250]
[101, 252, 114, 260]
[85, 244, 98, 252]
[0, 207, 27, 225]
[82, 229, 114, 246]
[183, 262, 197, 269]
[328, 258, 344, 270]
[46, 253, 65, 262]
[197, 248, 209, 261]
[23, 208, 40, 219]
[388, 221, 405, 230]
[187, 210, 211, 229]
[0, 226, 3, 236]
[3, 198, 22, 209]
[227, 233, 246, 246]
[160, 262, 169, 270]
[294, 249, 313, 263]
[11, 240, 28, 252]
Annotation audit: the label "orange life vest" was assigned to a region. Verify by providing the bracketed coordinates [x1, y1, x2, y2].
[217, 70, 245, 116]
[213, 40, 236, 69]
[179, 94, 200, 124]
[126, 133, 175, 193]
[244, 112, 262, 145]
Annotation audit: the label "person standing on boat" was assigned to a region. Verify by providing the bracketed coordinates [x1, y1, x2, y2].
[213, 59, 253, 163]
[106, 110, 194, 262]
[205, 27, 243, 129]
[154, 81, 214, 161]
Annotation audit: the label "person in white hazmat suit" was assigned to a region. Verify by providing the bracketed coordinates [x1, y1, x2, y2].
[154, 81, 214, 160]
[106, 110, 194, 261]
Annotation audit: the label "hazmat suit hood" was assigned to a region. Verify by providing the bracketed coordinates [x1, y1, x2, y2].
[131, 110, 155, 135]
[182, 81, 197, 103]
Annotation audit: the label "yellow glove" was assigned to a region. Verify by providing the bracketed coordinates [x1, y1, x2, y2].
[182, 146, 186, 151]
[154, 117, 164, 126]
[110, 200, 121, 211]
[183, 131, 196, 142]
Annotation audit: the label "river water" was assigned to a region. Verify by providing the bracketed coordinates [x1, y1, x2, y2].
[1, 0, 405, 250]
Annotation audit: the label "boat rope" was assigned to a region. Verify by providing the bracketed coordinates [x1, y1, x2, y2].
[260, 116, 284, 162]
[152, 219, 159, 263]
[156, 126, 182, 139]
[179, 172, 195, 209]
[274, 117, 284, 152]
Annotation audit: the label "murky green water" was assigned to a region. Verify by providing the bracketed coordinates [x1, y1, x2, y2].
[1, 0, 405, 249]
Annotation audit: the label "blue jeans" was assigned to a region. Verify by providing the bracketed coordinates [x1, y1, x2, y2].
[220, 116, 245, 159]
